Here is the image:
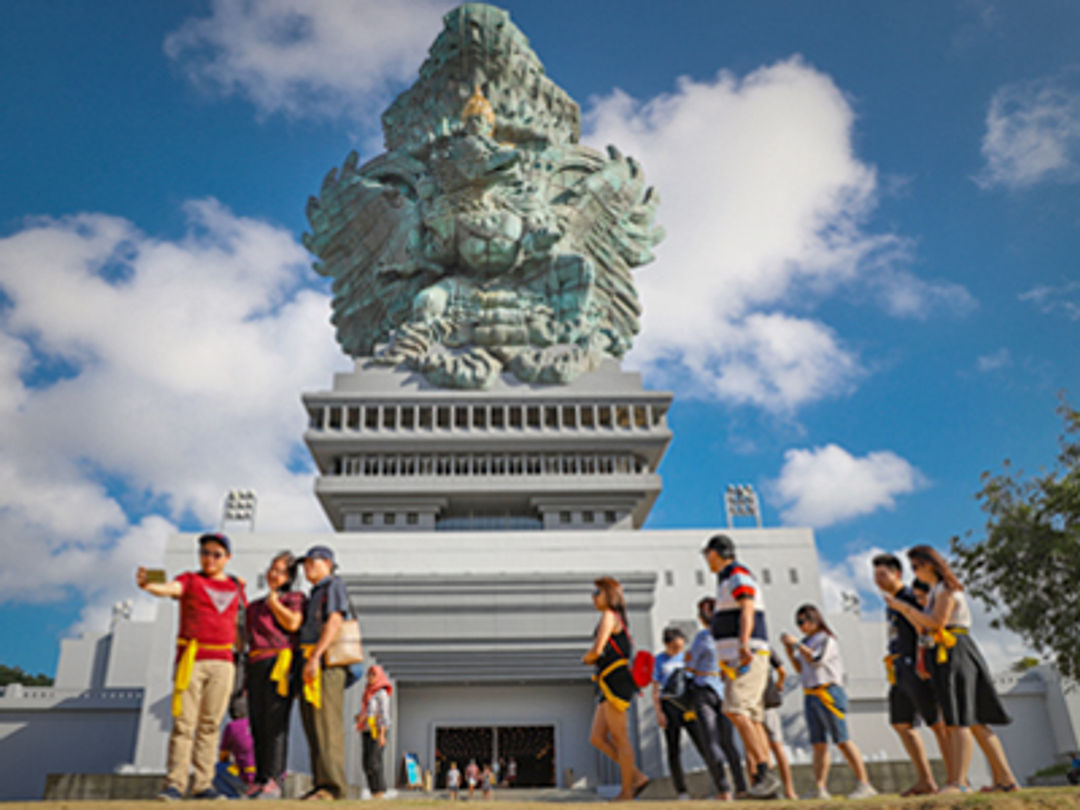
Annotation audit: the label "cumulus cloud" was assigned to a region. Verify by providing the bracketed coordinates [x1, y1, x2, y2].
[771, 443, 927, 528]
[164, 0, 452, 120]
[0, 199, 346, 629]
[1020, 280, 1080, 321]
[585, 60, 973, 411]
[976, 347, 1013, 372]
[978, 68, 1080, 189]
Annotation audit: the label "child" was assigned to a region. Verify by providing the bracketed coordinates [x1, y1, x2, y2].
[781, 605, 876, 800]
[138, 532, 245, 800]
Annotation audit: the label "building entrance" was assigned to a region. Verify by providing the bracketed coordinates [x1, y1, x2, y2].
[435, 725, 555, 789]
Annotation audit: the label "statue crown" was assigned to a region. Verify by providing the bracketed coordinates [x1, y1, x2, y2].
[461, 84, 496, 126]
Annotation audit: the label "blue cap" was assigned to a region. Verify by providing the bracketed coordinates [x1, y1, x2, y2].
[198, 532, 231, 554]
[300, 544, 335, 564]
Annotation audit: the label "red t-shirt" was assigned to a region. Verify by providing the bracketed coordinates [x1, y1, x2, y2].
[246, 591, 306, 653]
[176, 571, 246, 662]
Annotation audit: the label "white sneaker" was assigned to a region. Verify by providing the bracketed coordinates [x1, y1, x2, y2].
[677, 792, 691, 801]
[848, 782, 878, 799]
[801, 786, 830, 800]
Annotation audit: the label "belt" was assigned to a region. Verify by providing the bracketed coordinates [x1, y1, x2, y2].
[883, 654, 898, 686]
[804, 685, 844, 719]
[719, 649, 769, 680]
[173, 638, 233, 717]
[301, 644, 321, 709]
[933, 626, 969, 664]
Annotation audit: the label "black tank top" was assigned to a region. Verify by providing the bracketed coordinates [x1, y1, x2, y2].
[595, 611, 631, 672]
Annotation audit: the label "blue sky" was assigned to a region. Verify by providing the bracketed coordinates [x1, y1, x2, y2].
[2, 1, 1078, 676]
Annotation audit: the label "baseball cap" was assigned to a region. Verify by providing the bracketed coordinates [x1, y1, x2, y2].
[702, 533, 735, 558]
[198, 532, 231, 554]
[300, 544, 335, 564]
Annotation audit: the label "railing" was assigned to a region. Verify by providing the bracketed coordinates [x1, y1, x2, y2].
[332, 451, 648, 478]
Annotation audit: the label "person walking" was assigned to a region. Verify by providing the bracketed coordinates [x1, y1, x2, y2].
[701, 534, 780, 798]
[465, 759, 480, 799]
[245, 551, 305, 799]
[297, 545, 350, 800]
[652, 626, 732, 800]
[872, 552, 950, 795]
[584, 576, 649, 801]
[781, 604, 876, 800]
[886, 545, 1019, 794]
[137, 532, 246, 801]
[446, 761, 461, 799]
[356, 665, 393, 798]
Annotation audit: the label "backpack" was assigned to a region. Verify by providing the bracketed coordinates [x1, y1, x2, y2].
[661, 666, 691, 700]
[607, 613, 655, 689]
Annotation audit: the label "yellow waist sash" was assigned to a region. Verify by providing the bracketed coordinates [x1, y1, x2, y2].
[367, 714, 379, 739]
[270, 648, 293, 698]
[173, 638, 233, 717]
[883, 654, 898, 686]
[719, 648, 770, 680]
[301, 644, 321, 709]
[933, 626, 969, 664]
[804, 685, 844, 719]
[591, 659, 630, 712]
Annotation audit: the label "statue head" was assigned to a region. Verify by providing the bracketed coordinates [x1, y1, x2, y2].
[461, 84, 496, 137]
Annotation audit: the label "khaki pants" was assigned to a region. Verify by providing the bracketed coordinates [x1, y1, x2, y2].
[166, 658, 235, 794]
[721, 652, 769, 723]
[299, 665, 347, 797]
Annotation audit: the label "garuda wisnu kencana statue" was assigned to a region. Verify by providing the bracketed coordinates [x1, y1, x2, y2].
[303, 3, 663, 388]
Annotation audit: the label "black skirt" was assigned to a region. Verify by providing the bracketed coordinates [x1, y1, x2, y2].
[594, 663, 636, 712]
[929, 632, 1010, 727]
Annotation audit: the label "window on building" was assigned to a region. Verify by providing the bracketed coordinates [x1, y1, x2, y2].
[491, 407, 505, 428]
[598, 406, 612, 428]
[384, 513, 396, 525]
[761, 568, 771, 585]
[361, 513, 374, 525]
[437, 406, 451, 429]
[526, 406, 541, 428]
[406, 513, 418, 525]
[328, 407, 342, 430]
[400, 407, 414, 429]
[309, 408, 324, 430]
[545, 406, 558, 428]
[605, 511, 617, 523]
[455, 406, 469, 429]
[562, 406, 578, 428]
[347, 406, 361, 430]
[580, 406, 595, 428]
[664, 570, 674, 587]
[559, 511, 571, 524]
[473, 406, 486, 428]
[615, 406, 630, 428]
[365, 407, 379, 430]
[583, 510, 594, 523]
[380, 407, 394, 429]
[695, 570, 705, 587]
[509, 407, 523, 429]
[418, 407, 432, 429]
[634, 406, 648, 428]
[789, 568, 799, 584]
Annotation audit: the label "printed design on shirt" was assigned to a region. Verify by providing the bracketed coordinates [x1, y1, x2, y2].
[203, 580, 238, 614]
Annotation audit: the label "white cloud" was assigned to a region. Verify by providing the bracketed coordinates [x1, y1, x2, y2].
[771, 443, 927, 528]
[0, 199, 347, 629]
[585, 59, 973, 411]
[978, 68, 1080, 189]
[1020, 280, 1080, 321]
[164, 0, 452, 120]
[976, 347, 1013, 372]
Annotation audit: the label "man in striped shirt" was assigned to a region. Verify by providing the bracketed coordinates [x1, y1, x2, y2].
[704, 533, 781, 799]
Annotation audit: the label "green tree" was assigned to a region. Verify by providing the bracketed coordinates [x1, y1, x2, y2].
[952, 398, 1080, 682]
[0, 664, 54, 687]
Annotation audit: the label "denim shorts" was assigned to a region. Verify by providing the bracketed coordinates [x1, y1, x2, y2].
[804, 684, 849, 745]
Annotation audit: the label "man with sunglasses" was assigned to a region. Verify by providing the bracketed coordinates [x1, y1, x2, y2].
[137, 532, 246, 800]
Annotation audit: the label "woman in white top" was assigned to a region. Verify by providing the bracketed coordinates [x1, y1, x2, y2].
[886, 545, 1017, 793]
[781, 605, 876, 800]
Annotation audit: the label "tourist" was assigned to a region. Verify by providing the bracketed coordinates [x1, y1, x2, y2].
[584, 576, 649, 800]
[245, 551, 304, 799]
[214, 694, 256, 798]
[761, 651, 797, 800]
[481, 762, 495, 800]
[872, 552, 950, 795]
[137, 532, 246, 801]
[652, 626, 731, 799]
[701, 534, 780, 798]
[356, 664, 393, 798]
[297, 545, 350, 800]
[447, 761, 461, 799]
[688, 597, 747, 798]
[506, 756, 517, 787]
[886, 546, 1019, 793]
[465, 759, 480, 799]
[781, 605, 877, 799]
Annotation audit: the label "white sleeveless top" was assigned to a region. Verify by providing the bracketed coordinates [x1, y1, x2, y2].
[929, 580, 971, 628]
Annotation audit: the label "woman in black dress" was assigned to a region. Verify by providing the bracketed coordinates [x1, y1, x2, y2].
[584, 576, 648, 800]
[885, 545, 1018, 793]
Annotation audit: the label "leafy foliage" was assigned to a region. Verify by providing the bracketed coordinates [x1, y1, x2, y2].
[952, 398, 1080, 682]
[0, 664, 53, 687]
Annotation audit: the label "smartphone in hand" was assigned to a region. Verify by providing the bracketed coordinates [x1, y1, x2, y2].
[144, 568, 167, 584]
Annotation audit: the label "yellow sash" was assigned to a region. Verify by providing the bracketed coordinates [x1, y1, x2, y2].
[367, 714, 379, 739]
[270, 648, 293, 698]
[804, 685, 844, 719]
[301, 644, 321, 710]
[172, 638, 233, 717]
[883, 654, 898, 686]
[719, 649, 769, 680]
[933, 626, 968, 663]
[591, 659, 630, 712]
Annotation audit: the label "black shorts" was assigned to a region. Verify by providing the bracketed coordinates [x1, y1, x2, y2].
[888, 662, 939, 726]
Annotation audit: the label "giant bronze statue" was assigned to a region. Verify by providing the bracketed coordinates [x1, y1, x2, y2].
[304, 3, 663, 388]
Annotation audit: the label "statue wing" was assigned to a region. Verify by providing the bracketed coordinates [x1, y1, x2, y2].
[547, 145, 664, 355]
[303, 150, 433, 357]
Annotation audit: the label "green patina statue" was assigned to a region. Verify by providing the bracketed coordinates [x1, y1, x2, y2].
[303, 3, 663, 388]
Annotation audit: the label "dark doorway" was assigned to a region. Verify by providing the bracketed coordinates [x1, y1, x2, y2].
[434, 725, 555, 789]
